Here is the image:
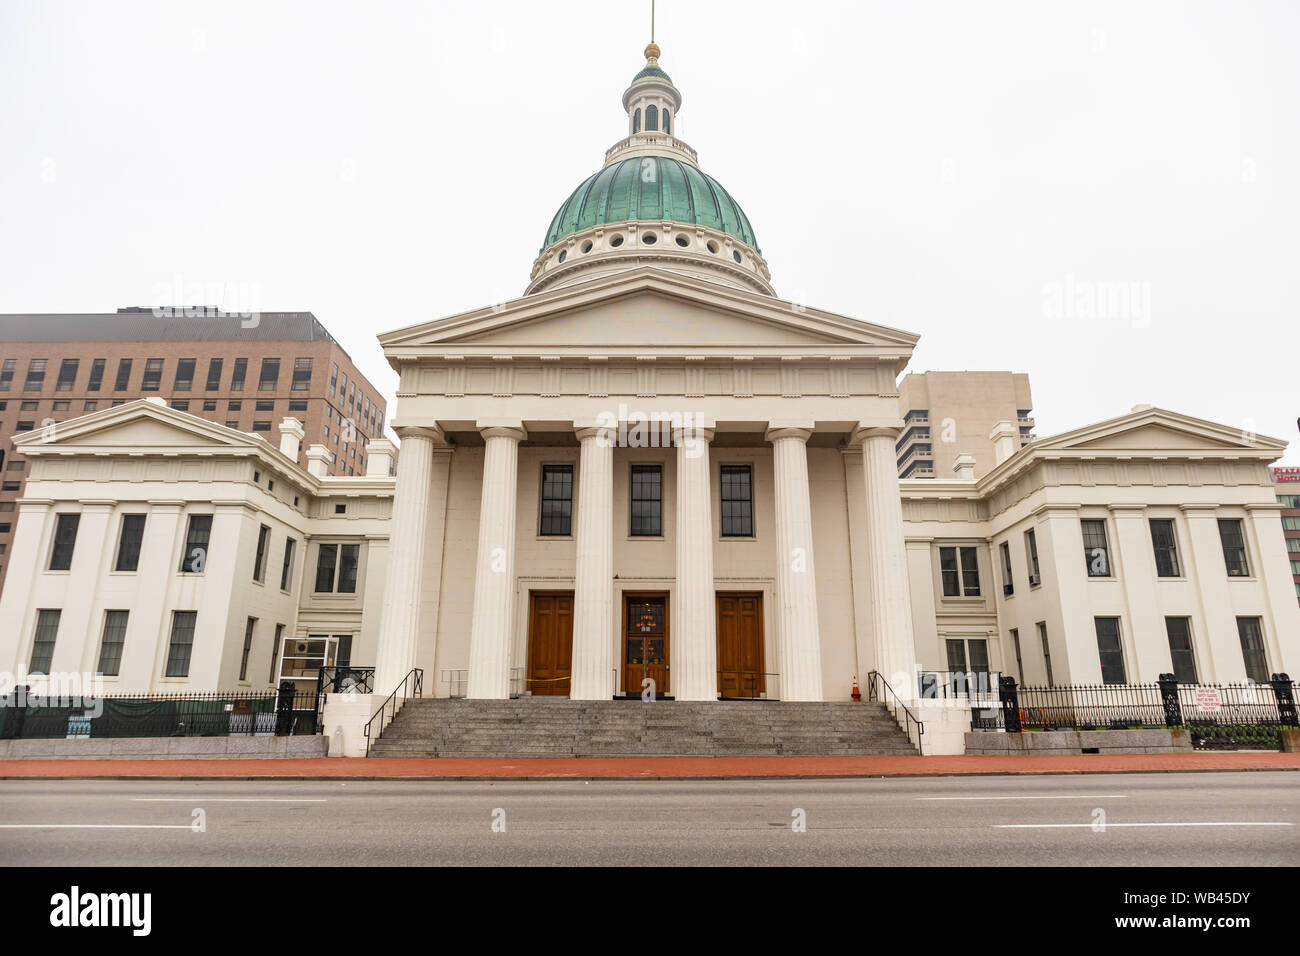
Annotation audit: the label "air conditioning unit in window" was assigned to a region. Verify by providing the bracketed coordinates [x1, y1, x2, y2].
[294, 642, 309, 654]
[1028, 573, 1041, 587]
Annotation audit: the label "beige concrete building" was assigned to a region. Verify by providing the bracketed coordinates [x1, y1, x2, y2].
[897, 371, 1034, 479]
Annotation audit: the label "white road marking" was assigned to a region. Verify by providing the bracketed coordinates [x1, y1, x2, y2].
[919, 795, 1129, 801]
[129, 798, 326, 803]
[0, 824, 194, 829]
[995, 822, 1294, 829]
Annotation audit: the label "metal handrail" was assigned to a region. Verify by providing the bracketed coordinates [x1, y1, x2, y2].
[362, 668, 423, 757]
[866, 670, 925, 756]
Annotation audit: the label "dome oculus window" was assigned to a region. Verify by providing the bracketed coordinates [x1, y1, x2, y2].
[581, 240, 593, 253]
[557, 250, 567, 263]
[733, 250, 743, 263]
[610, 234, 625, 247]
[706, 240, 719, 254]
[641, 233, 657, 244]
[674, 235, 689, 247]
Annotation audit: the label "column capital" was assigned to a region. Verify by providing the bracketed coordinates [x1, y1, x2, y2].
[1107, 503, 1149, 515]
[853, 420, 905, 443]
[476, 420, 527, 442]
[1179, 503, 1221, 515]
[392, 423, 447, 444]
[765, 421, 815, 444]
[670, 419, 715, 444]
[574, 421, 616, 445]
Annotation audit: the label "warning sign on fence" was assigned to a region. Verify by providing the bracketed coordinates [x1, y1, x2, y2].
[1196, 687, 1221, 712]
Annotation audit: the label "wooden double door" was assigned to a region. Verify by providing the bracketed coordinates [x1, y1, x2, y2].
[526, 591, 573, 696]
[622, 593, 669, 696]
[716, 592, 765, 699]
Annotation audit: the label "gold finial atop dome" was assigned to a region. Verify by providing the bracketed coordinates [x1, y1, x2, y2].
[645, 42, 661, 61]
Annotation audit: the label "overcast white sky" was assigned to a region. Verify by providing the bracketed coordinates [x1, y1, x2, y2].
[1, 0, 1296, 462]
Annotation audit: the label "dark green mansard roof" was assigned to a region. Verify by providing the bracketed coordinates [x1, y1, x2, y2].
[542, 156, 760, 254]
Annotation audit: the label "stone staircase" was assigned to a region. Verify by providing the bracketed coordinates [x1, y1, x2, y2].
[368, 697, 918, 757]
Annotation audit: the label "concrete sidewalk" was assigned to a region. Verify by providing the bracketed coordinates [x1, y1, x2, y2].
[0, 752, 1298, 780]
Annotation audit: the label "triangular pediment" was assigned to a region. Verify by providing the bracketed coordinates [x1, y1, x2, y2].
[13, 399, 270, 453]
[379, 267, 919, 354]
[1035, 408, 1287, 456]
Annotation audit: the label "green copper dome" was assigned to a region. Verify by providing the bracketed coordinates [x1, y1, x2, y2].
[542, 155, 760, 254]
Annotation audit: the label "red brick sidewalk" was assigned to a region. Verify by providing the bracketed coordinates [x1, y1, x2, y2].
[1, 752, 1297, 780]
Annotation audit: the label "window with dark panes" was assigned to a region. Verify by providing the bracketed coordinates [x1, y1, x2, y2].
[258, 358, 279, 391]
[87, 358, 105, 391]
[941, 547, 980, 596]
[291, 358, 312, 390]
[1081, 519, 1111, 577]
[269, 624, 285, 682]
[1038, 622, 1055, 686]
[1094, 617, 1126, 684]
[1149, 518, 1181, 577]
[1165, 617, 1197, 683]
[55, 359, 78, 391]
[335, 635, 353, 669]
[231, 357, 247, 390]
[141, 358, 163, 391]
[337, 544, 359, 593]
[205, 358, 223, 391]
[179, 515, 212, 573]
[239, 617, 256, 681]
[1218, 519, 1250, 577]
[114, 358, 133, 391]
[49, 513, 80, 570]
[1024, 528, 1041, 584]
[174, 358, 196, 391]
[539, 464, 573, 536]
[959, 546, 980, 595]
[97, 610, 129, 676]
[0, 358, 14, 390]
[315, 543, 338, 592]
[253, 525, 271, 582]
[329, 363, 338, 398]
[1236, 617, 1269, 682]
[24, 358, 47, 391]
[630, 464, 662, 536]
[164, 611, 197, 677]
[720, 465, 753, 537]
[280, 538, 296, 591]
[29, 609, 61, 674]
[999, 542, 1014, 595]
[114, 514, 146, 572]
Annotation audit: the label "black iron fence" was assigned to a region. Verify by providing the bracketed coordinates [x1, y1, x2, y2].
[0, 682, 322, 740]
[972, 673, 1298, 750]
[318, 666, 375, 695]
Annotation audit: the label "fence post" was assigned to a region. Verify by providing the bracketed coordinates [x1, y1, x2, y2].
[999, 675, 1021, 732]
[1, 685, 29, 740]
[275, 681, 296, 736]
[1157, 673, 1183, 728]
[1270, 673, 1298, 728]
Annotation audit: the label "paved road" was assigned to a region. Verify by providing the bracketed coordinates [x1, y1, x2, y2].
[0, 772, 1295, 866]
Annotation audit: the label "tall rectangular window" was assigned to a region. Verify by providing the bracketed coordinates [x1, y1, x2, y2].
[164, 610, 197, 677]
[1218, 519, 1250, 577]
[29, 609, 61, 674]
[1149, 518, 1181, 577]
[173, 358, 196, 391]
[205, 358, 223, 391]
[49, 513, 80, 571]
[114, 514, 146, 572]
[253, 524, 271, 582]
[1236, 617, 1269, 682]
[329, 363, 338, 398]
[630, 464, 663, 536]
[1009, 628, 1024, 683]
[55, 358, 78, 392]
[337, 544, 359, 593]
[1081, 518, 1111, 577]
[230, 358, 248, 391]
[999, 541, 1014, 595]
[1165, 617, 1198, 683]
[87, 358, 106, 391]
[280, 538, 296, 591]
[179, 515, 212, 573]
[269, 623, 285, 682]
[720, 464, 753, 537]
[291, 357, 312, 390]
[1094, 617, 1126, 684]
[539, 464, 573, 536]
[940, 546, 980, 596]
[0, 358, 14, 390]
[1038, 622, 1054, 687]
[315, 543, 338, 592]
[239, 617, 256, 681]
[97, 610, 129, 676]
[114, 358, 133, 391]
[258, 358, 280, 391]
[141, 358, 163, 391]
[24, 359, 47, 391]
[1024, 528, 1041, 584]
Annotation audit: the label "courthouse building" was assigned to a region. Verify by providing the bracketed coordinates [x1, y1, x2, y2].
[1, 42, 1298, 733]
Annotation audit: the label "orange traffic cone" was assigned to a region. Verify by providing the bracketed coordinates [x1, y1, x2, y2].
[851, 675, 862, 702]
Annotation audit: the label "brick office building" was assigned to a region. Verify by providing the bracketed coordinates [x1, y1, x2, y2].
[1274, 466, 1300, 605]
[0, 309, 390, 596]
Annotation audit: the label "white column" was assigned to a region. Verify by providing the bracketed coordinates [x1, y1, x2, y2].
[766, 423, 823, 701]
[570, 423, 614, 700]
[466, 422, 526, 700]
[1246, 503, 1300, 677]
[672, 419, 717, 701]
[0, 498, 53, 677]
[854, 423, 918, 697]
[373, 426, 442, 693]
